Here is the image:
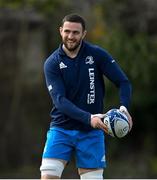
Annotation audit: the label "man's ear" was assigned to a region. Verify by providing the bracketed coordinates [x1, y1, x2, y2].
[82, 30, 87, 39]
[59, 27, 63, 35]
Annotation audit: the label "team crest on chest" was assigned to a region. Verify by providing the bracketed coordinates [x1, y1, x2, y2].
[85, 56, 94, 65]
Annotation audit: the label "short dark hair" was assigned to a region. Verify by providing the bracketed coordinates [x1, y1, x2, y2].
[61, 14, 86, 31]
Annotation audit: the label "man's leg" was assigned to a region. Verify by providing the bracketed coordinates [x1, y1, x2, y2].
[40, 158, 67, 179]
[78, 168, 104, 179]
[76, 130, 106, 179]
[40, 128, 74, 179]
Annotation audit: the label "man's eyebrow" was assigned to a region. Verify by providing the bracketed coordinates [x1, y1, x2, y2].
[64, 29, 80, 33]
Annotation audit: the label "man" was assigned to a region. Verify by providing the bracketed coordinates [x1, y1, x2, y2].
[40, 14, 132, 179]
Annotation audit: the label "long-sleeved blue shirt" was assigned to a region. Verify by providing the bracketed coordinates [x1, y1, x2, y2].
[44, 41, 132, 131]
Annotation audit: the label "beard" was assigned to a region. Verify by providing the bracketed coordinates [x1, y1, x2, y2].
[62, 38, 82, 52]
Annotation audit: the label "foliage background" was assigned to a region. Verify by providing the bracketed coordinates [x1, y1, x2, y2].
[0, 0, 157, 178]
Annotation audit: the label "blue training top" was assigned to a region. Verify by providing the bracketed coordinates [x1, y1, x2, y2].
[44, 41, 132, 131]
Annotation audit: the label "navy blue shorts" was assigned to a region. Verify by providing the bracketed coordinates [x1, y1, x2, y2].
[42, 127, 106, 168]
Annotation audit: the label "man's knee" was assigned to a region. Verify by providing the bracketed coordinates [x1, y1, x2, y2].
[41, 174, 59, 179]
[40, 158, 65, 179]
[80, 169, 104, 179]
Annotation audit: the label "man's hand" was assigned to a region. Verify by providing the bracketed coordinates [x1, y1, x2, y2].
[119, 106, 133, 131]
[90, 114, 108, 133]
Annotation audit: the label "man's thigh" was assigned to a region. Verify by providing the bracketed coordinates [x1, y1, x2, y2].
[42, 127, 74, 161]
[76, 129, 106, 168]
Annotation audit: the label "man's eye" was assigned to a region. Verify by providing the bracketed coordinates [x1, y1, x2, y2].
[73, 31, 79, 35]
[64, 30, 70, 33]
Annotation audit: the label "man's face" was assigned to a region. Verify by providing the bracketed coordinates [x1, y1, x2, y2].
[60, 21, 86, 51]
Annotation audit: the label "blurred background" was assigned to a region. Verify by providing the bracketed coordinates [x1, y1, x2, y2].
[0, 0, 157, 178]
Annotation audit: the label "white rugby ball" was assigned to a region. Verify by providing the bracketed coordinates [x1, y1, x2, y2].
[103, 109, 130, 138]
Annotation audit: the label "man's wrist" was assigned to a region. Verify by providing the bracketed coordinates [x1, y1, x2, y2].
[119, 105, 128, 112]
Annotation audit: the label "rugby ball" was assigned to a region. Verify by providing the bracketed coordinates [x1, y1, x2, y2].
[103, 109, 130, 138]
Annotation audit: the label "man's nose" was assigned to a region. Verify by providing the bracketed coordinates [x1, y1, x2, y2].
[68, 32, 74, 39]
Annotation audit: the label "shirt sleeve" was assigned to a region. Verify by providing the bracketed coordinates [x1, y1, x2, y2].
[44, 57, 91, 125]
[95, 47, 132, 109]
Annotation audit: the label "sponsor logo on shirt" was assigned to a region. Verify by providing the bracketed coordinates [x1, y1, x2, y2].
[87, 68, 95, 104]
[59, 62, 67, 69]
[85, 56, 94, 65]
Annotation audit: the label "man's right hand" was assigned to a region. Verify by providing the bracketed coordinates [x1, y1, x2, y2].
[119, 106, 133, 132]
[90, 114, 108, 133]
